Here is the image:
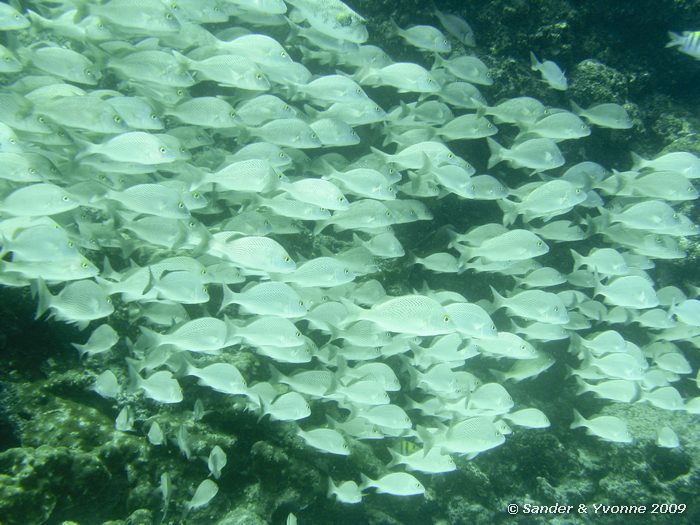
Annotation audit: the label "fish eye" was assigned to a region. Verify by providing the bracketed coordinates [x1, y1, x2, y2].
[284, 255, 291, 262]
[311, 132, 318, 139]
[280, 51, 287, 58]
[344, 268, 349, 274]
[443, 315, 450, 322]
[81, 261, 89, 268]
[178, 202, 185, 208]
[554, 306, 559, 312]
[255, 73, 263, 80]
[448, 153, 454, 158]
[38, 116, 46, 123]
[537, 241, 543, 246]
[176, 89, 184, 96]
[159, 146, 167, 153]
[9, 137, 16, 144]
[106, 297, 112, 303]
[295, 331, 301, 337]
[165, 12, 173, 20]
[491, 324, 496, 331]
[150, 114, 158, 120]
[113, 115, 121, 123]
[192, 191, 200, 198]
[29, 167, 37, 175]
[385, 210, 391, 216]
[279, 152, 285, 157]
[62, 195, 70, 201]
[299, 300, 304, 306]
[84, 69, 93, 77]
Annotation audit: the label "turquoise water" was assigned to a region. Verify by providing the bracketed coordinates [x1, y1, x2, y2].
[0, 1, 699, 524]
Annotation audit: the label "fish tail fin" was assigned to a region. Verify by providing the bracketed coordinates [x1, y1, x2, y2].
[432, 52, 445, 70]
[72, 135, 94, 161]
[450, 242, 472, 262]
[486, 137, 503, 169]
[359, 473, 373, 491]
[570, 248, 584, 272]
[268, 364, 284, 386]
[312, 220, 329, 236]
[256, 394, 269, 422]
[0, 231, 9, 259]
[415, 425, 434, 456]
[489, 285, 506, 310]
[570, 408, 586, 429]
[327, 477, 337, 499]
[630, 151, 646, 170]
[138, 325, 161, 348]
[591, 269, 604, 299]
[386, 447, 402, 469]
[389, 17, 402, 37]
[218, 284, 236, 314]
[666, 31, 682, 48]
[236, 126, 251, 144]
[489, 368, 507, 383]
[125, 357, 143, 394]
[473, 98, 487, 118]
[529, 51, 540, 70]
[171, 49, 192, 68]
[498, 199, 518, 227]
[338, 297, 364, 326]
[570, 100, 583, 116]
[71, 340, 88, 359]
[404, 360, 419, 389]
[370, 145, 388, 162]
[33, 277, 52, 319]
[167, 352, 191, 378]
[589, 208, 610, 235]
[444, 226, 458, 249]
[574, 376, 591, 395]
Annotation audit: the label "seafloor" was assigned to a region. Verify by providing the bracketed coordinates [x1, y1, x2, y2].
[1, 0, 699, 524]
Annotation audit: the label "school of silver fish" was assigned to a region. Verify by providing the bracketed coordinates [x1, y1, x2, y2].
[1, 0, 699, 507]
